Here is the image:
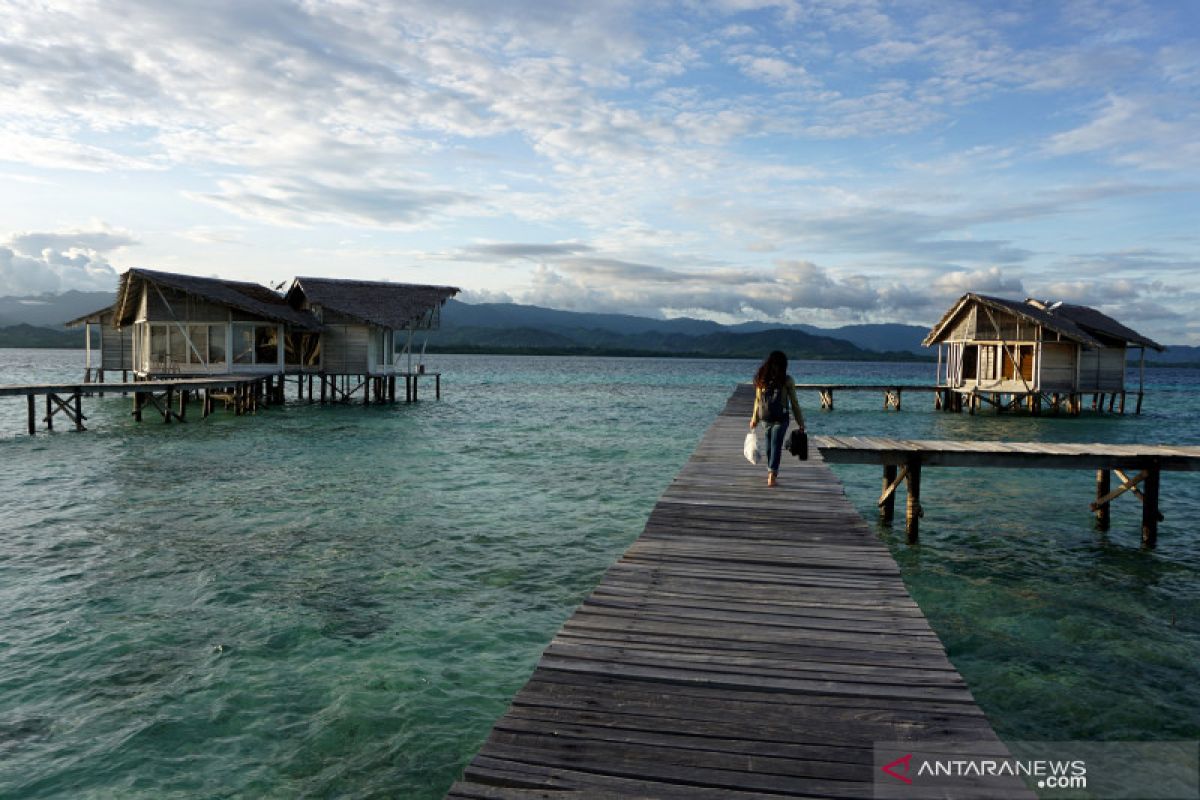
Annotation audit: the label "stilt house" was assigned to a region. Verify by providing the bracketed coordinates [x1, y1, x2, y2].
[105, 268, 320, 378]
[285, 277, 459, 376]
[923, 293, 1164, 413]
[74, 269, 460, 388]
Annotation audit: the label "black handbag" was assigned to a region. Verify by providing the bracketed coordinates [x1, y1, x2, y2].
[786, 428, 808, 460]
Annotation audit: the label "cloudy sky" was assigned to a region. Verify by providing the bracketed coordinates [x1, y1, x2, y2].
[1, 0, 1198, 339]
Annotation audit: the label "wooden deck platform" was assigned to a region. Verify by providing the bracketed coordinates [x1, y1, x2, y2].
[448, 385, 1028, 799]
[814, 435, 1200, 547]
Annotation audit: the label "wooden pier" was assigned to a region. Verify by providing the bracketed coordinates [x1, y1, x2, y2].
[794, 383, 939, 411]
[814, 435, 1200, 548]
[792, 383, 1142, 415]
[0, 376, 273, 434]
[449, 385, 1027, 799]
[4, 369, 446, 436]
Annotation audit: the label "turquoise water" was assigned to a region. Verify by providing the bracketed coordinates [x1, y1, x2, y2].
[0, 350, 1197, 797]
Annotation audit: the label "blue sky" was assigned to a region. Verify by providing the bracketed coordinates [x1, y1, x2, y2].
[0, 0, 1197, 340]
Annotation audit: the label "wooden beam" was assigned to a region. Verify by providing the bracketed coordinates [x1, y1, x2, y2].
[879, 465, 903, 523]
[1142, 467, 1160, 548]
[27, 393, 35, 435]
[1114, 469, 1165, 522]
[905, 461, 922, 544]
[1090, 470, 1146, 511]
[1095, 469, 1111, 529]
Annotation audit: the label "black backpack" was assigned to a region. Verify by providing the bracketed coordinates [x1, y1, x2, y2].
[759, 382, 787, 423]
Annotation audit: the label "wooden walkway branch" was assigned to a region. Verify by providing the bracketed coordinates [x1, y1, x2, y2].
[448, 385, 1028, 799]
[813, 435, 1200, 547]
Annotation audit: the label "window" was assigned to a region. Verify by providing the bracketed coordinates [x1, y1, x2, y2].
[232, 323, 279, 365]
[208, 325, 227, 364]
[186, 325, 207, 364]
[255, 326, 278, 364]
[233, 324, 256, 364]
[150, 325, 168, 362]
[376, 329, 394, 365]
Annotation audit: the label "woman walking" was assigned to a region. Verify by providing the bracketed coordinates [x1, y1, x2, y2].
[749, 350, 805, 487]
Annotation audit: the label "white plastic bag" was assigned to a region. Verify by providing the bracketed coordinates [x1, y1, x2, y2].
[743, 431, 760, 464]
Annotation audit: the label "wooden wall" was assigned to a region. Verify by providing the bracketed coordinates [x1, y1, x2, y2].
[143, 287, 230, 322]
[1079, 346, 1126, 392]
[1039, 342, 1077, 391]
[321, 324, 369, 373]
[100, 320, 133, 370]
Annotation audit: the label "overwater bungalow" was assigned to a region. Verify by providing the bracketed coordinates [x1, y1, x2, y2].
[924, 293, 1164, 414]
[67, 268, 459, 402]
[285, 277, 459, 377]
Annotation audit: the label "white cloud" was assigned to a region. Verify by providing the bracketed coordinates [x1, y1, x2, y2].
[0, 225, 132, 296]
[1046, 94, 1200, 170]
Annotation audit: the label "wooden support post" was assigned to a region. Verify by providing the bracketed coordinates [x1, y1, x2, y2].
[1142, 467, 1160, 548]
[436, 373, 441, 400]
[1136, 392, 1144, 414]
[164, 387, 174, 423]
[133, 391, 144, 422]
[880, 465, 898, 523]
[73, 392, 84, 431]
[363, 375, 370, 406]
[45, 394, 53, 431]
[1119, 392, 1126, 414]
[320, 374, 327, 404]
[1108, 392, 1116, 412]
[905, 461, 922, 544]
[406, 375, 412, 403]
[27, 393, 35, 435]
[413, 374, 419, 402]
[202, 390, 211, 418]
[178, 389, 188, 421]
[1095, 469, 1111, 529]
[308, 374, 314, 403]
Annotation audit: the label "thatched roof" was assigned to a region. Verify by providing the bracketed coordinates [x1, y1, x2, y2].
[1047, 301, 1164, 350]
[923, 293, 1164, 351]
[64, 304, 116, 328]
[287, 277, 460, 330]
[112, 268, 320, 330]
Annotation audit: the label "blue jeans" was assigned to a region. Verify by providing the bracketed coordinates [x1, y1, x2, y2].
[764, 419, 789, 473]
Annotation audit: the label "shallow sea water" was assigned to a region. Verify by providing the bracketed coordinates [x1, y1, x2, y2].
[0, 350, 1197, 798]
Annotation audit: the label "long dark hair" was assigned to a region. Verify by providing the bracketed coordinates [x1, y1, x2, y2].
[754, 350, 788, 389]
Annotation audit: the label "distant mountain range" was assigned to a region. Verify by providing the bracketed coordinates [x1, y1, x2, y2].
[428, 300, 930, 360]
[1, 291, 1195, 364]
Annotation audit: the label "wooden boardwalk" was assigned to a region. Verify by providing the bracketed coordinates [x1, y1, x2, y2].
[448, 385, 1027, 799]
